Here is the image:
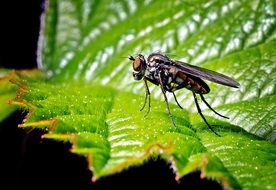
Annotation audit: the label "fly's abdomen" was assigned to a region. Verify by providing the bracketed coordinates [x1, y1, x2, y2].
[173, 71, 210, 94]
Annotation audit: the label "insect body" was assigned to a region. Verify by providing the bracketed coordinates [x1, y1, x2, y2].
[129, 53, 240, 136]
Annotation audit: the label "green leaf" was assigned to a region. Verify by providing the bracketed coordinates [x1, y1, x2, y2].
[0, 69, 45, 122]
[0, 70, 17, 122]
[12, 79, 275, 190]
[8, 0, 276, 189]
[41, 0, 276, 141]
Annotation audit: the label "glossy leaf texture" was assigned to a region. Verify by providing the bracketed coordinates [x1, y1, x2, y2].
[7, 0, 276, 189]
[41, 0, 276, 141]
[0, 70, 43, 122]
[11, 77, 276, 190]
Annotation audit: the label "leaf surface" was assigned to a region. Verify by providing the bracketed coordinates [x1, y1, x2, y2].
[6, 0, 276, 189]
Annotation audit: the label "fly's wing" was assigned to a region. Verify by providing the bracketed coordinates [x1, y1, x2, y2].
[172, 60, 240, 88]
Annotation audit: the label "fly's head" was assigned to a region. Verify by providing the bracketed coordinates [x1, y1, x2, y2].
[129, 54, 146, 80]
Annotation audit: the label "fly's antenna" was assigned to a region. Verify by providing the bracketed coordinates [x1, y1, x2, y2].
[128, 55, 135, 61]
[120, 55, 134, 60]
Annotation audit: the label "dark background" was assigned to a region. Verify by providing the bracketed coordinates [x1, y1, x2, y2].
[0, 1, 222, 189]
[0, 1, 41, 69]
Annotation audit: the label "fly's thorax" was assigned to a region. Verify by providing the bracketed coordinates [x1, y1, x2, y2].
[144, 66, 158, 82]
[148, 66, 157, 72]
[147, 53, 170, 67]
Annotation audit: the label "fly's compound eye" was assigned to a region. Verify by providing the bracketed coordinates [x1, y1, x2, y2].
[129, 55, 146, 80]
[133, 58, 142, 71]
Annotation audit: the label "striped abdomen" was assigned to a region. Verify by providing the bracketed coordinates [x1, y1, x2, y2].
[170, 68, 210, 94]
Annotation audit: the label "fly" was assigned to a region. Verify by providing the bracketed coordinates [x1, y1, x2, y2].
[129, 53, 240, 136]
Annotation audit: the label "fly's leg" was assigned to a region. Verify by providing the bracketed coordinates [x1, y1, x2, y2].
[140, 78, 151, 117]
[158, 72, 177, 127]
[172, 91, 183, 109]
[193, 92, 220, 136]
[199, 94, 229, 119]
